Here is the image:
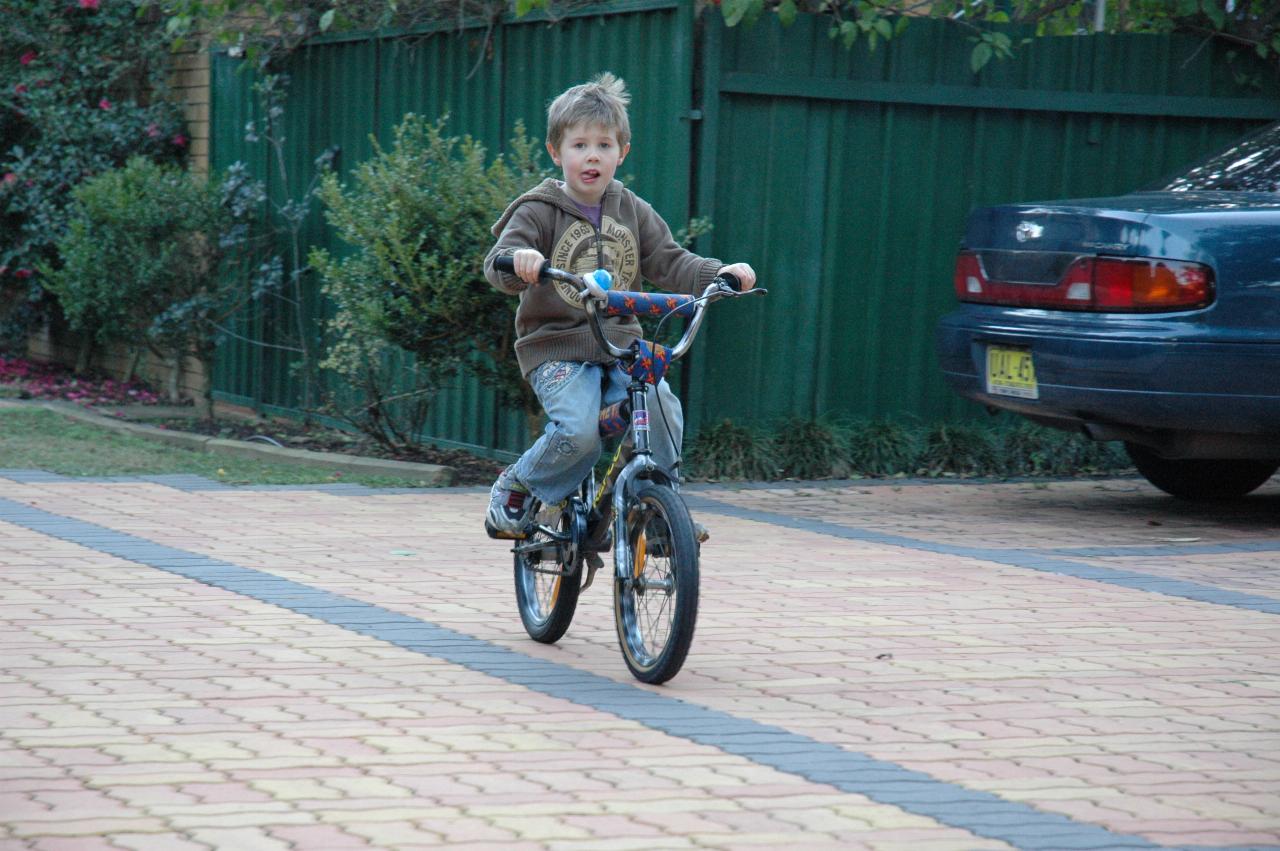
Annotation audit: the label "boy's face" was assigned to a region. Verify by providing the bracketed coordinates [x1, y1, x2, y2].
[548, 122, 629, 207]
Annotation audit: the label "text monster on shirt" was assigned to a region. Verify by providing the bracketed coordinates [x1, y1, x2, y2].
[549, 216, 640, 309]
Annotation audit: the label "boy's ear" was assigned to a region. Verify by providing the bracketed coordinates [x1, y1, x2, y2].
[619, 142, 630, 164]
[546, 141, 560, 165]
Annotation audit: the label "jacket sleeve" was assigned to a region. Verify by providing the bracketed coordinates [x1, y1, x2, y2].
[635, 196, 722, 296]
[484, 202, 548, 295]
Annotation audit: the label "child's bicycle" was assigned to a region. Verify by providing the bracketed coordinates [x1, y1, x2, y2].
[491, 255, 765, 683]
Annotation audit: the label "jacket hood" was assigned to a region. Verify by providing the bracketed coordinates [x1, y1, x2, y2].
[490, 177, 624, 236]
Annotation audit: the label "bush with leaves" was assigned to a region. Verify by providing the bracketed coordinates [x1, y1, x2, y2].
[774, 417, 853, 480]
[686, 415, 1129, 481]
[714, 0, 1280, 81]
[842, 417, 920, 476]
[311, 114, 550, 449]
[0, 0, 188, 351]
[685, 418, 780, 481]
[43, 157, 266, 413]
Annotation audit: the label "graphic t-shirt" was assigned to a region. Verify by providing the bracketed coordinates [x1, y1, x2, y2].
[572, 200, 602, 229]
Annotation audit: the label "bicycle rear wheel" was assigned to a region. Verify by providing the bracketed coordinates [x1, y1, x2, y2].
[514, 503, 581, 644]
[613, 483, 699, 684]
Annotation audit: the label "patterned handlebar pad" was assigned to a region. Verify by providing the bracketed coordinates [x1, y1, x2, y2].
[604, 290, 697, 319]
[626, 339, 671, 386]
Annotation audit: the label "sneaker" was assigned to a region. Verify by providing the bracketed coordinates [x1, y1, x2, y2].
[485, 465, 535, 539]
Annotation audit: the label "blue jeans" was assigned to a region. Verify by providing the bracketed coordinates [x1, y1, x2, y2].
[513, 360, 683, 504]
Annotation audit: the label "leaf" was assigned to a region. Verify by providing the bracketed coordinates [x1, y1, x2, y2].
[874, 17, 892, 39]
[777, 0, 798, 27]
[894, 15, 909, 36]
[1201, 0, 1225, 29]
[971, 41, 993, 73]
[318, 8, 335, 31]
[840, 19, 858, 48]
[722, 0, 748, 27]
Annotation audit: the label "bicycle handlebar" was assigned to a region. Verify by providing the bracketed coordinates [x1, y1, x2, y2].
[492, 255, 765, 362]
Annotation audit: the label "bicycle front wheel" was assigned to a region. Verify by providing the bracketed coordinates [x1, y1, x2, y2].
[514, 505, 581, 644]
[613, 483, 699, 684]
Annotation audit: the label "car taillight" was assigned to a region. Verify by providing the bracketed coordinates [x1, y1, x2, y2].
[955, 251, 1214, 312]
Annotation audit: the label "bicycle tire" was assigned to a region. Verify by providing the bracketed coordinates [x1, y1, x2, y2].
[513, 504, 581, 644]
[613, 483, 699, 684]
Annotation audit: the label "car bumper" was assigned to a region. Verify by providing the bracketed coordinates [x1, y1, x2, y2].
[936, 310, 1280, 443]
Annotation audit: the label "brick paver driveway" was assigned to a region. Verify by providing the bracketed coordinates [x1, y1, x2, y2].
[2, 471, 1278, 850]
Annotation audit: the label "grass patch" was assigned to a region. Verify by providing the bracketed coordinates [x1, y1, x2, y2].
[0, 408, 443, 487]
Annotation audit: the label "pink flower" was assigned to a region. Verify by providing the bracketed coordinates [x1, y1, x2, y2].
[79, 0, 99, 8]
[146, 123, 160, 138]
[2, 173, 15, 185]
[14, 84, 27, 95]
[19, 51, 36, 66]
[98, 97, 111, 110]
[172, 133, 188, 147]
[14, 269, 32, 279]
[0, 266, 8, 276]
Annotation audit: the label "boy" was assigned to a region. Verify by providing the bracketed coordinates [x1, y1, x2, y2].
[483, 72, 755, 538]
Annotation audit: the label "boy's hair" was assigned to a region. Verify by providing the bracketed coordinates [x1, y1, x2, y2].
[546, 72, 631, 150]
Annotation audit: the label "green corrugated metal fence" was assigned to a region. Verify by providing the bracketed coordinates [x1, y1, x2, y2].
[683, 15, 1279, 435]
[209, 4, 1280, 453]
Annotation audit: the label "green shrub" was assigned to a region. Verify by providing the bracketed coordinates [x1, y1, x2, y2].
[311, 114, 551, 446]
[842, 418, 920, 476]
[916, 421, 1001, 476]
[1, 0, 187, 350]
[773, 417, 853, 479]
[683, 415, 1128, 482]
[685, 418, 779, 481]
[43, 157, 263, 409]
[999, 420, 1127, 476]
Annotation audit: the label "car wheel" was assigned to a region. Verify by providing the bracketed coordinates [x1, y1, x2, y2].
[1125, 443, 1280, 500]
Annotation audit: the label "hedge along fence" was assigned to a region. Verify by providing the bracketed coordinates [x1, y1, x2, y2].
[208, 2, 1280, 457]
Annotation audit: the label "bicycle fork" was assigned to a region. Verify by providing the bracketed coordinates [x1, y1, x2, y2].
[611, 377, 666, 589]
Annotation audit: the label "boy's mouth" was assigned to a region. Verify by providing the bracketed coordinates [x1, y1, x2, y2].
[581, 170, 600, 182]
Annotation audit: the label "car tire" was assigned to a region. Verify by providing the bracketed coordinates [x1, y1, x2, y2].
[1125, 443, 1280, 500]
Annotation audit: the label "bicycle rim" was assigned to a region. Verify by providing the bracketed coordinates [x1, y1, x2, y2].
[613, 483, 699, 683]
[514, 503, 580, 644]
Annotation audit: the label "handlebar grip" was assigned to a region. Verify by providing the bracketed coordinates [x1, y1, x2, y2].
[493, 255, 551, 280]
[715, 271, 742, 292]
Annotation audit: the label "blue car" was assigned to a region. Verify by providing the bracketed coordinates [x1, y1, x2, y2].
[937, 122, 1280, 499]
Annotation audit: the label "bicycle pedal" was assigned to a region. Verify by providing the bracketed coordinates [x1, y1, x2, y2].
[582, 552, 603, 592]
[484, 520, 528, 541]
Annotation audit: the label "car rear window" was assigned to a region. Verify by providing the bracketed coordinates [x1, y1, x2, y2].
[1157, 122, 1280, 192]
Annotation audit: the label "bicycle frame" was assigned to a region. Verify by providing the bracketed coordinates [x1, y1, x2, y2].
[495, 254, 764, 577]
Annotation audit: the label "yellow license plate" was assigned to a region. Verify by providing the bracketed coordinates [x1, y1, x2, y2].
[985, 346, 1038, 399]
